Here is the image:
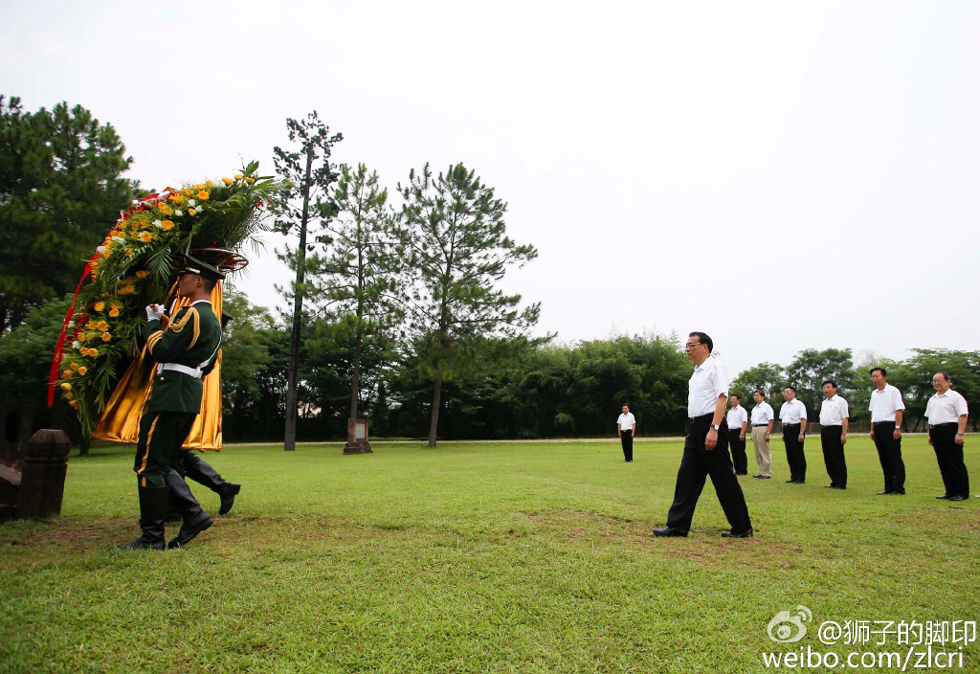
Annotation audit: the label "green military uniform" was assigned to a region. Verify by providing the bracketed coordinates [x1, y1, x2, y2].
[132, 301, 222, 488]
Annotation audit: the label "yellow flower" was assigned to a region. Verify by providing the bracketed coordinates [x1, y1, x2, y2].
[158, 202, 173, 215]
[94, 301, 106, 311]
[181, 188, 193, 196]
[135, 272, 149, 279]
[125, 248, 134, 257]
[197, 190, 209, 200]
[64, 392, 73, 400]
[101, 248, 111, 259]
[222, 178, 233, 186]
[139, 232, 153, 243]
[118, 285, 135, 295]
[89, 348, 99, 357]
[69, 400, 80, 410]
[245, 177, 255, 184]
[62, 370, 73, 379]
[234, 173, 243, 181]
[69, 362, 79, 371]
[96, 320, 109, 331]
[60, 382, 72, 391]
[161, 220, 175, 231]
[188, 208, 197, 216]
[109, 308, 120, 317]
[77, 366, 88, 376]
[101, 332, 112, 342]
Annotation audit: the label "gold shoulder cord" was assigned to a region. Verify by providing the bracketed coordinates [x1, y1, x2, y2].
[167, 307, 201, 349]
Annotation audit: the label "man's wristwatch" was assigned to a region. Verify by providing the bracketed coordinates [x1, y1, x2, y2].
[711, 424, 721, 431]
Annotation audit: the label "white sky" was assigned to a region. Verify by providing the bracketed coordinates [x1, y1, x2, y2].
[3, 0, 978, 375]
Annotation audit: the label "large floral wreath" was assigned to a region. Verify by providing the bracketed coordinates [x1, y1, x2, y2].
[51, 161, 286, 436]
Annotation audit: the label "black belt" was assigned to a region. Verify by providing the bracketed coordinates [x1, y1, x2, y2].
[752, 424, 768, 427]
[688, 413, 714, 424]
[872, 421, 895, 427]
[783, 422, 801, 427]
[929, 422, 957, 429]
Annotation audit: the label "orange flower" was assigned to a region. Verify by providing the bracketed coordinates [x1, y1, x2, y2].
[101, 332, 112, 342]
[69, 400, 80, 410]
[94, 301, 106, 311]
[245, 177, 255, 184]
[118, 285, 135, 295]
[60, 382, 72, 391]
[69, 362, 79, 371]
[109, 308, 120, 317]
[64, 392, 73, 400]
[161, 220, 175, 231]
[197, 190, 209, 200]
[96, 320, 109, 331]
[139, 232, 153, 243]
[222, 178, 233, 186]
[157, 202, 173, 215]
[62, 370, 73, 379]
[77, 366, 88, 376]
[135, 271, 149, 279]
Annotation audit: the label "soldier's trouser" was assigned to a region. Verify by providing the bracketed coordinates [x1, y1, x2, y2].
[134, 411, 197, 488]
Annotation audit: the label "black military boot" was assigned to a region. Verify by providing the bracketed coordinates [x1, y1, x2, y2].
[114, 485, 169, 551]
[164, 471, 214, 549]
[184, 457, 241, 516]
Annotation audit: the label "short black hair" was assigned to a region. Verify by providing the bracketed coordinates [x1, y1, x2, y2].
[870, 367, 887, 377]
[822, 380, 837, 389]
[936, 371, 951, 382]
[783, 385, 796, 393]
[753, 389, 765, 397]
[730, 394, 740, 402]
[688, 331, 713, 353]
[202, 277, 217, 292]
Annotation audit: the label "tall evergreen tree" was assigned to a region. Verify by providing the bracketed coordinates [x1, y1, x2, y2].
[271, 112, 343, 451]
[395, 163, 540, 447]
[0, 96, 133, 328]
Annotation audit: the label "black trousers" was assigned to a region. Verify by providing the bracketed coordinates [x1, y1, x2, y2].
[620, 430, 634, 461]
[872, 422, 906, 493]
[665, 416, 752, 534]
[782, 423, 806, 482]
[728, 428, 747, 474]
[929, 424, 969, 498]
[820, 425, 847, 488]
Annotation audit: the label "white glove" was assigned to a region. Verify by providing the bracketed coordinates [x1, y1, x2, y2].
[145, 304, 164, 321]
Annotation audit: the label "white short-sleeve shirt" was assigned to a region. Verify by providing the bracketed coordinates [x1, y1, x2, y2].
[869, 383, 905, 422]
[750, 401, 774, 425]
[925, 390, 968, 425]
[688, 357, 729, 418]
[779, 399, 807, 424]
[617, 412, 636, 431]
[819, 395, 849, 426]
[727, 405, 748, 430]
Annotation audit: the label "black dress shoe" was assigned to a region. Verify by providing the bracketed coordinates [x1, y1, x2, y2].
[876, 491, 892, 495]
[735, 472, 748, 476]
[936, 494, 950, 499]
[889, 490, 905, 495]
[947, 495, 967, 502]
[759, 475, 771, 479]
[824, 485, 835, 488]
[752, 474, 763, 478]
[653, 526, 688, 537]
[785, 480, 796, 483]
[722, 527, 754, 538]
[833, 485, 846, 490]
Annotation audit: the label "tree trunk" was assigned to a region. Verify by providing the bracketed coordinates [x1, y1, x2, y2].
[428, 373, 442, 448]
[350, 331, 362, 421]
[17, 407, 34, 445]
[284, 145, 315, 451]
[0, 405, 7, 442]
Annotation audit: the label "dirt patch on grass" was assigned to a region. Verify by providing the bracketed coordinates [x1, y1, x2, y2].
[3, 518, 134, 551]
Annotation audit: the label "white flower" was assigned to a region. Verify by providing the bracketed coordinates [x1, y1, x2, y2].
[68, 321, 75, 328]
[153, 219, 163, 229]
[194, 203, 203, 211]
[72, 341, 82, 350]
[175, 210, 183, 216]
[112, 236, 125, 244]
[187, 199, 196, 207]
[97, 245, 107, 253]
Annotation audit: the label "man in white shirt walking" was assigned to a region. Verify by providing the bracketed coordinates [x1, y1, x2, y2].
[726, 394, 749, 476]
[818, 380, 849, 489]
[869, 367, 906, 495]
[750, 390, 774, 479]
[925, 371, 969, 501]
[779, 386, 808, 484]
[616, 404, 637, 462]
[654, 332, 753, 538]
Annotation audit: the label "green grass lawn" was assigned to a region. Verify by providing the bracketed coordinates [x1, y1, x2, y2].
[1, 435, 978, 673]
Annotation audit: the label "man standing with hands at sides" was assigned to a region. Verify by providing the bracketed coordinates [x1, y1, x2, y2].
[727, 394, 749, 476]
[869, 367, 906, 495]
[654, 332, 753, 538]
[925, 372, 969, 501]
[617, 404, 636, 462]
[818, 381, 849, 489]
[779, 386, 808, 484]
[750, 390, 774, 479]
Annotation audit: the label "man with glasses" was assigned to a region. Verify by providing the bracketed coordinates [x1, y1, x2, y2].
[654, 332, 753, 538]
[925, 372, 969, 502]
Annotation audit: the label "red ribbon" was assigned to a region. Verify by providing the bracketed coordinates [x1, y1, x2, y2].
[47, 255, 97, 407]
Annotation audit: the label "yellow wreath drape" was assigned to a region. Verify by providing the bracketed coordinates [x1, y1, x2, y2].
[92, 283, 223, 450]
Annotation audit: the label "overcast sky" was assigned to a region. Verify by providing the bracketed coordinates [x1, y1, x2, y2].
[3, 0, 978, 376]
